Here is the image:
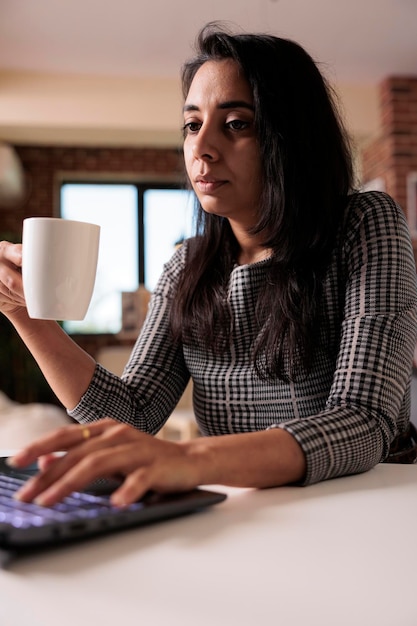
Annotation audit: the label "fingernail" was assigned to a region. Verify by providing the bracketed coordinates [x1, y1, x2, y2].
[34, 495, 48, 507]
[6, 452, 29, 467]
[13, 486, 31, 501]
[111, 494, 129, 508]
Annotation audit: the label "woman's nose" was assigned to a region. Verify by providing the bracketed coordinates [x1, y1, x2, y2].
[192, 126, 220, 161]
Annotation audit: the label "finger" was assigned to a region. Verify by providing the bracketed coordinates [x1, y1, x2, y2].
[0, 243, 23, 296]
[110, 454, 199, 507]
[15, 451, 104, 505]
[0, 241, 22, 267]
[0, 271, 25, 303]
[110, 467, 152, 507]
[37, 452, 63, 472]
[15, 428, 133, 506]
[15, 433, 134, 505]
[9, 419, 116, 468]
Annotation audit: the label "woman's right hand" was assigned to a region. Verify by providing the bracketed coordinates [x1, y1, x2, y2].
[0, 240, 26, 316]
[0, 239, 97, 411]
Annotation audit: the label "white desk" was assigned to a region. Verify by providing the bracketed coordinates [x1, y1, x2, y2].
[1, 462, 416, 626]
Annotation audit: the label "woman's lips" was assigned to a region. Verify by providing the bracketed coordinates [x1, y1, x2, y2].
[195, 178, 227, 193]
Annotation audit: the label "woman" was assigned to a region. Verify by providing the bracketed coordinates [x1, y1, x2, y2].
[1, 23, 417, 507]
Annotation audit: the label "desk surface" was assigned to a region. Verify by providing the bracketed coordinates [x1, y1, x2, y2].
[1, 461, 416, 626]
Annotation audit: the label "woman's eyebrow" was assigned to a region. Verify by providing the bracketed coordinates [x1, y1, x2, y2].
[183, 100, 255, 113]
[218, 100, 255, 111]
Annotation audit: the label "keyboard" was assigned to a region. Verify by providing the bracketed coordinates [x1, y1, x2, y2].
[0, 458, 226, 551]
[0, 472, 142, 530]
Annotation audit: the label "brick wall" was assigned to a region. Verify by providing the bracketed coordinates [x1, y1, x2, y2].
[2, 145, 184, 236]
[361, 76, 417, 219]
[0, 144, 184, 404]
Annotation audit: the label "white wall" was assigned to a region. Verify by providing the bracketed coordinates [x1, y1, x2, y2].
[0, 70, 380, 149]
[0, 71, 183, 147]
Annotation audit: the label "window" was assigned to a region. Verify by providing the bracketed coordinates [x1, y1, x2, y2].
[60, 182, 195, 334]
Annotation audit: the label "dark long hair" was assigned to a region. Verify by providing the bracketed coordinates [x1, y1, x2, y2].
[171, 22, 355, 380]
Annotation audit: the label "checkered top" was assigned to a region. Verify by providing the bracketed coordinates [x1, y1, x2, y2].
[70, 191, 417, 485]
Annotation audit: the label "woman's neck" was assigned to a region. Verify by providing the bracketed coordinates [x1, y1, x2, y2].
[237, 246, 272, 265]
[230, 222, 272, 266]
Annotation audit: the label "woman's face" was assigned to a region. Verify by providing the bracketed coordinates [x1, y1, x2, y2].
[183, 59, 263, 230]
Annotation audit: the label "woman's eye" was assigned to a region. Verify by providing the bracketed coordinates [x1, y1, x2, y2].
[226, 119, 249, 131]
[182, 121, 201, 135]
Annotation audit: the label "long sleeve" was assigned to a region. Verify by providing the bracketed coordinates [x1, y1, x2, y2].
[69, 245, 190, 434]
[275, 191, 417, 483]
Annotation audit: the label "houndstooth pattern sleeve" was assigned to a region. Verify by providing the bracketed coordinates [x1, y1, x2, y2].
[68, 244, 191, 434]
[273, 192, 417, 484]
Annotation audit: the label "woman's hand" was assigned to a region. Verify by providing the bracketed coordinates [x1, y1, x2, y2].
[0, 241, 26, 316]
[0, 240, 99, 409]
[10, 418, 202, 507]
[9, 418, 306, 507]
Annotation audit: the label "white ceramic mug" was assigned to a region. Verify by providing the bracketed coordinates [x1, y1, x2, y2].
[22, 217, 100, 320]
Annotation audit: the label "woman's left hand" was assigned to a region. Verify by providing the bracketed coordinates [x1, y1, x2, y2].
[10, 418, 201, 507]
